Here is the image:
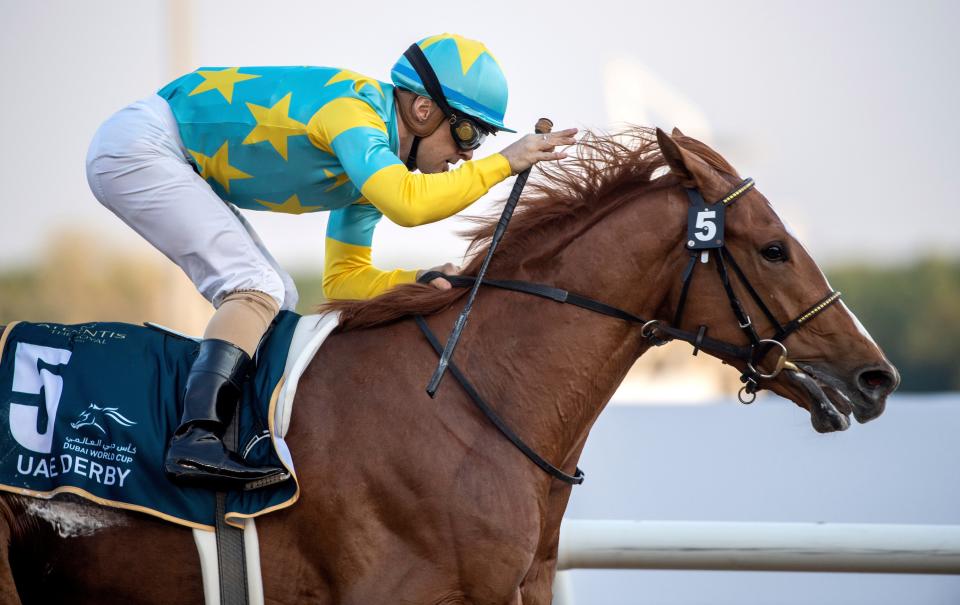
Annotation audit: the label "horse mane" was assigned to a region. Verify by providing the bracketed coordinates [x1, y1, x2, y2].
[322, 126, 738, 331]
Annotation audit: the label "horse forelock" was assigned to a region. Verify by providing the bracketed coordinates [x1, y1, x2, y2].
[324, 126, 739, 331]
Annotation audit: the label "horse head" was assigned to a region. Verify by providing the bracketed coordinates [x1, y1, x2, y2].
[654, 127, 898, 432]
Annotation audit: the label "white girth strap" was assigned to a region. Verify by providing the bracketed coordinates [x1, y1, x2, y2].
[193, 519, 263, 605]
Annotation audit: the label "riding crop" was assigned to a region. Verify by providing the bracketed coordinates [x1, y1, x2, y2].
[426, 117, 554, 397]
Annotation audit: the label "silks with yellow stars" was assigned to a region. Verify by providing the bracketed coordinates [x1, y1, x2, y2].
[158, 64, 511, 300]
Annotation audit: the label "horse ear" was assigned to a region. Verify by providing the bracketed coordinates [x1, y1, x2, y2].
[671, 127, 685, 137]
[656, 127, 724, 195]
[656, 128, 696, 187]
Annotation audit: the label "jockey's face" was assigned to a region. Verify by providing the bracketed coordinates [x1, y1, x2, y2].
[416, 119, 474, 173]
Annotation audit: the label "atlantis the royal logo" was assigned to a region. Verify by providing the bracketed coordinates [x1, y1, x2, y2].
[71, 403, 137, 434]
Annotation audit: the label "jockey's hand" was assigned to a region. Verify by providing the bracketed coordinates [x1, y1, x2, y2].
[499, 128, 578, 175]
[417, 262, 461, 290]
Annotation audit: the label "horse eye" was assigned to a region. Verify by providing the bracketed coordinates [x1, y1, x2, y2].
[761, 242, 788, 262]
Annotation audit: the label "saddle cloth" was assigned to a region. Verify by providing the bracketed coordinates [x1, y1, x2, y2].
[0, 310, 338, 530]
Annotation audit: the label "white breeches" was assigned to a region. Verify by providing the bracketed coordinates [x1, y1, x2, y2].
[84, 94, 298, 311]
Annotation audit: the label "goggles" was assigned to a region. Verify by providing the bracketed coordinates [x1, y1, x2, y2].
[449, 112, 489, 151]
[403, 44, 494, 152]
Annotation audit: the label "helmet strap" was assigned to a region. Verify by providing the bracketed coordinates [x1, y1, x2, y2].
[403, 44, 456, 118]
[406, 136, 420, 171]
[395, 88, 441, 172]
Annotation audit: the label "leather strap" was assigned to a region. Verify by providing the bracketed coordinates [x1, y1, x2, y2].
[419, 271, 752, 360]
[720, 248, 784, 334]
[774, 290, 843, 342]
[672, 253, 698, 328]
[403, 44, 456, 117]
[405, 136, 420, 171]
[414, 315, 585, 485]
[692, 325, 708, 356]
[215, 414, 248, 605]
[714, 250, 761, 346]
[421, 272, 647, 323]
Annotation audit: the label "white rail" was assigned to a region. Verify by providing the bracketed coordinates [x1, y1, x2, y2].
[558, 519, 960, 573]
[551, 519, 960, 604]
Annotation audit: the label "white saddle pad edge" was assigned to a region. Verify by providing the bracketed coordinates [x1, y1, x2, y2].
[276, 311, 341, 439]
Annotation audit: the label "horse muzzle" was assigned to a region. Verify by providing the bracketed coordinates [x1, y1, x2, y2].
[782, 361, 899, 433]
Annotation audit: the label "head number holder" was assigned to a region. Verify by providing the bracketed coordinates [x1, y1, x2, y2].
[685, 188, 725, 250]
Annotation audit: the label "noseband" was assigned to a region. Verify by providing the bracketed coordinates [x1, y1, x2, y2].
[415, 178, 841, 484]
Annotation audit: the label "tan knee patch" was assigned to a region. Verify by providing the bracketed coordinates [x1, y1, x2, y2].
[204, 290, 280, 356]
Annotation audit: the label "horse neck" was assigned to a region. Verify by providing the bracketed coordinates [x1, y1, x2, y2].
[454, 185, 688, 473]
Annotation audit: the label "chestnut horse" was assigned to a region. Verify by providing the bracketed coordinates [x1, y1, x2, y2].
[0, 128, 898, 604]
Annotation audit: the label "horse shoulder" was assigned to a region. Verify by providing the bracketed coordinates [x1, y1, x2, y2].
[284, 324, 548, 602]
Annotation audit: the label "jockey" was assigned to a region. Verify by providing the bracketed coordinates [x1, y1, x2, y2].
[85, 33, 577, 490]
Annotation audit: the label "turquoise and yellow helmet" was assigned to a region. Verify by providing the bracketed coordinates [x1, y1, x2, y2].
[391, 33, 515, 133]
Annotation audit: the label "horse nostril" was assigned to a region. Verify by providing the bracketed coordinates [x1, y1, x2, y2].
[857, 367, 898, 399]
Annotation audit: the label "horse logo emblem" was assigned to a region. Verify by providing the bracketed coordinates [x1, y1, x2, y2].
[70, 404, 137, 434]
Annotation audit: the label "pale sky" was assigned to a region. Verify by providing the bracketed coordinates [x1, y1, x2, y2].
[2, 0, 957, 272]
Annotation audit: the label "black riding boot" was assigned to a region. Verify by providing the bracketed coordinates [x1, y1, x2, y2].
[164, 338, 287, 490]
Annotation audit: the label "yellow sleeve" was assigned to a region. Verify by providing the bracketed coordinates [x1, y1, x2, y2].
[360, 155, 513, 227]
[322, 237, 418, 301]
[309, 96, 513, 228]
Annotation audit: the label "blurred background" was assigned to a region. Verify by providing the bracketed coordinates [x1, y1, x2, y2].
[1, 1, 957, 603]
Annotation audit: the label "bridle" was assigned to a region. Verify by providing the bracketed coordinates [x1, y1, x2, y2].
[415, 178, 841, 484]
[646, 178, 842, 403]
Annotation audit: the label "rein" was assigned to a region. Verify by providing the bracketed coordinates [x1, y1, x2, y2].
[415, 178, 841, 484]
[414, 315, 585, 484]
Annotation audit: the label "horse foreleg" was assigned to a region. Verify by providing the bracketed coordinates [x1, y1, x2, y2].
[518, 544, 559, 605]
[519, 443, 584, 605]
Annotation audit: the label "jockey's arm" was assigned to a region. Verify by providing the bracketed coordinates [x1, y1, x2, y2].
[309, 97, 511, 227]
[322, 203, 418, 300]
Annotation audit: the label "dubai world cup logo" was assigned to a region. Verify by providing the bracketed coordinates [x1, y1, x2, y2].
[70, 403, 137, 434]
